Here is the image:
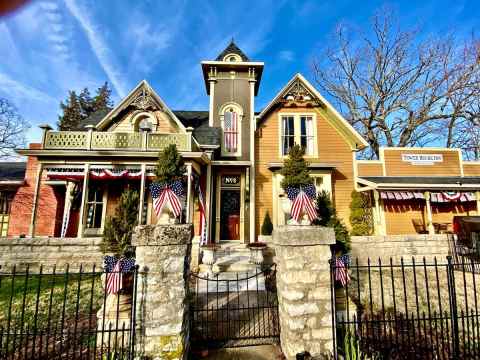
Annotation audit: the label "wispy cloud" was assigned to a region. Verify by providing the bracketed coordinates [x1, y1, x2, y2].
[64, 0, 128, 97]
[0, 72, 56, 104]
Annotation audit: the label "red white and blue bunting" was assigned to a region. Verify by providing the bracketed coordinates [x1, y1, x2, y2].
[46, 168, 147, 181]
[380, 191, 476, 203]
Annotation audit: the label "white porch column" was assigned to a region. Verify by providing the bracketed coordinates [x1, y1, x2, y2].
[373, 190, 386, 236]
[138, 164, 147, 224]
[205, 160, 213, 243]
[476, 191, 480, 215]
[186, 163, 193, 223]
[208, 68, 216, 127]
[77, 164, 90, 238]
[249, 73, 256, 243]
[424, 191, 435, 234]
[28, 163, 43, 237]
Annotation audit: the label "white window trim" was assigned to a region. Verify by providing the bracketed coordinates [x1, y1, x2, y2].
[278, 112, 318, 158]
[220, 102, 243, 157]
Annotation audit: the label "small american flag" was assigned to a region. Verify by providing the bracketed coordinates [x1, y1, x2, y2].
[196, 180, 207, 245]
[150, 182, 183, 218]
[224, 111, 238, 152]
[335, 257, 350, 287]
[290, 190, 317, 222]
[106, 260, 123, 294]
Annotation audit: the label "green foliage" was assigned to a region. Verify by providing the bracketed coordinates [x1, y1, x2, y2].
[57, 82, 113, 130]
[280, 144, 313, 190]
[350, 191, 374, 236]
[155, 144, 186, 184]
[314, 191, 351, 253]
[343, 328, 381, 360]
[261, 212, 273, 236]
[102, 188, 139, 258]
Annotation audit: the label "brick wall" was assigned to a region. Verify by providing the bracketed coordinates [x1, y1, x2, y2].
[8, 144, 64, 237]
[351, 234, 452, 265]
[0, 237, 104, 271]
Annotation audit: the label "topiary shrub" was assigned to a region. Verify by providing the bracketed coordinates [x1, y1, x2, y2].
[280, 144, 313, 190]
[261, 211, 273, 236]
[313, 190, 351, 253]
[155, 144, 186, 184]
[349, 191, 373, 236]
[102, 188, 139, 258]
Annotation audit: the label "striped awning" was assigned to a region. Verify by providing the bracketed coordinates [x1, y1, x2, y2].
[380, 191, 476, 203]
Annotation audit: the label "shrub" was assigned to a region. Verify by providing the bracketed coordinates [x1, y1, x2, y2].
[350, 191, 373, 236]
[154, 144, 186, 184]
[261, 212, 273, 236]
[280, 144, 313, 190]
[314, 190, 351, 253]
[102, 188, 139, 258]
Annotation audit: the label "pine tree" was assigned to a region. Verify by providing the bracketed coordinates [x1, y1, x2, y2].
[315, 190, 334, 226]
[280, 144, 312, 190]
[57, 82, 113, 130]
[102, 188, 139, 258]
[261, 212, 273, 236]
[350, 191, 373, 236]
[155, 144, 186, 184]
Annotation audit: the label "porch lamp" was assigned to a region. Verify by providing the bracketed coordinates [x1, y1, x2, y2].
[39, 124, 52, 149]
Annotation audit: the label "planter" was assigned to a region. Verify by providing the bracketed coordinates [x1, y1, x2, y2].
[247, 243, 267, 265]
[201, 244, 218, 274]
[96, 272, 134, 348]
[257, 235, 272, 243]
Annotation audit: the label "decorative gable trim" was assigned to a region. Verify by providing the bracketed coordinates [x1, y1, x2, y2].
[95, 80, 186, 132]
[257, 73, 369, 150]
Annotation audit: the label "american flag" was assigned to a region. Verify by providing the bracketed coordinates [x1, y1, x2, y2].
[196, 179, 207, 245]
[224, 111, 238, 152]
[150, 182, 184, 218]
[335, 257, 350, 287]
[290, 190, 317, 222]
[106, 260, 123, 294]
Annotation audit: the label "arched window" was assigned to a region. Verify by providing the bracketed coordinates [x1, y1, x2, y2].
[223, 53, 242, 62]
[131, 112, 157, 132]
[220, 103, 243, 156]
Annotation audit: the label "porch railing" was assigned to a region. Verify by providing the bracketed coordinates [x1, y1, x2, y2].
[43, 130, 192, 152]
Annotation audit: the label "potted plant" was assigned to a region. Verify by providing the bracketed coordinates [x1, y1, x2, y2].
[151, 144, 186, 224]
[258, 212, 273, 243]
[98, 188, 138, 347]
[280, 144, 316, 225]
[247, 242, 267, 265]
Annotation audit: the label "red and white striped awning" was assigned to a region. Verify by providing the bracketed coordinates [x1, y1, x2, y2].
[380, 191, 476, 203]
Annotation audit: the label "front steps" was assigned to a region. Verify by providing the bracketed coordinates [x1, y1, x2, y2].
[198, 241, 259, 274]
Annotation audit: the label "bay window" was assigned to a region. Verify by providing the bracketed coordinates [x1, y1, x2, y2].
[281, 114, 316, 156]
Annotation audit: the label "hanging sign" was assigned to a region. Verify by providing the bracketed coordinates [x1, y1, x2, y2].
[401, 154, 443, 165]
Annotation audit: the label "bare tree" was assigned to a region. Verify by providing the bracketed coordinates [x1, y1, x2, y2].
[313, 12, 480, 159]
[0, 98, 29, 158]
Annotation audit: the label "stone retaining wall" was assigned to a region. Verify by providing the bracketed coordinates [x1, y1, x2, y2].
[351, 234, 452, 264]
[0, 237, 104, 271]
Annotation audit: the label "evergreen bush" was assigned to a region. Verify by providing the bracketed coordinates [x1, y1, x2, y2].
[349, 191, 373, 236]
[102, 188, 139, 258]
[280, 144, 313, 190]
[261, 212, 273, 236]
[155, 144, 186, 184]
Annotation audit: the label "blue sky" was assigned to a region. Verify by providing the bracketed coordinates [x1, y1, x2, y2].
[0, 0, 477, 143]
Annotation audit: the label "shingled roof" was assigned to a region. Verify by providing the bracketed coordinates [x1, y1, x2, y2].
[215, 40, 250, 62]
[0, 162, 26, 182]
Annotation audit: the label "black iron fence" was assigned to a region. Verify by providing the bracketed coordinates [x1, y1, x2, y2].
[331, 256, 480, 359]
[0, 265, 138, 360]
[189, 264, 280, 350]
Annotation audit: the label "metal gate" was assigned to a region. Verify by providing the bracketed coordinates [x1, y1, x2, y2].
[189, 264, 280, 349]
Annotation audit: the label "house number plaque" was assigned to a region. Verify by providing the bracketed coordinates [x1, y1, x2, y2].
[222, 176, 240, 186]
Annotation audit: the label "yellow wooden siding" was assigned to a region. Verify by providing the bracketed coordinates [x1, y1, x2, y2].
[109, 109, 178, 133]
[463, 163, 480, 176]
[383, 199, 426, 235]
[357, 162, 383, 177]
[383, 148, 462, 176]
[255, 106, 356, 234]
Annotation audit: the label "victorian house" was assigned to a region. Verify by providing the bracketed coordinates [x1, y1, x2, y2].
[2, 41, 480, 241]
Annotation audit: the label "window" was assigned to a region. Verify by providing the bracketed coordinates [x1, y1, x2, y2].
[0, 192, 12, 237]
[86, 187, 104, 229]
[220, 103, 243, 156]
[281, 114, 316, 156]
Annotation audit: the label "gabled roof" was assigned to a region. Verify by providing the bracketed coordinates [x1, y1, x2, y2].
[257, 73, 369, 151]
[95, 80, 186, 132]
[215, 40, 250, 61]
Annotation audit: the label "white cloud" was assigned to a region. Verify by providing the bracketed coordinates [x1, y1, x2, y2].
[64, 0, 128, 97]
[0, 72, 56, 104]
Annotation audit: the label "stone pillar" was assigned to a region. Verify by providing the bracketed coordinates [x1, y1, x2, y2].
[133, 224, 192, 360]
[272, 225, 336, 359]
